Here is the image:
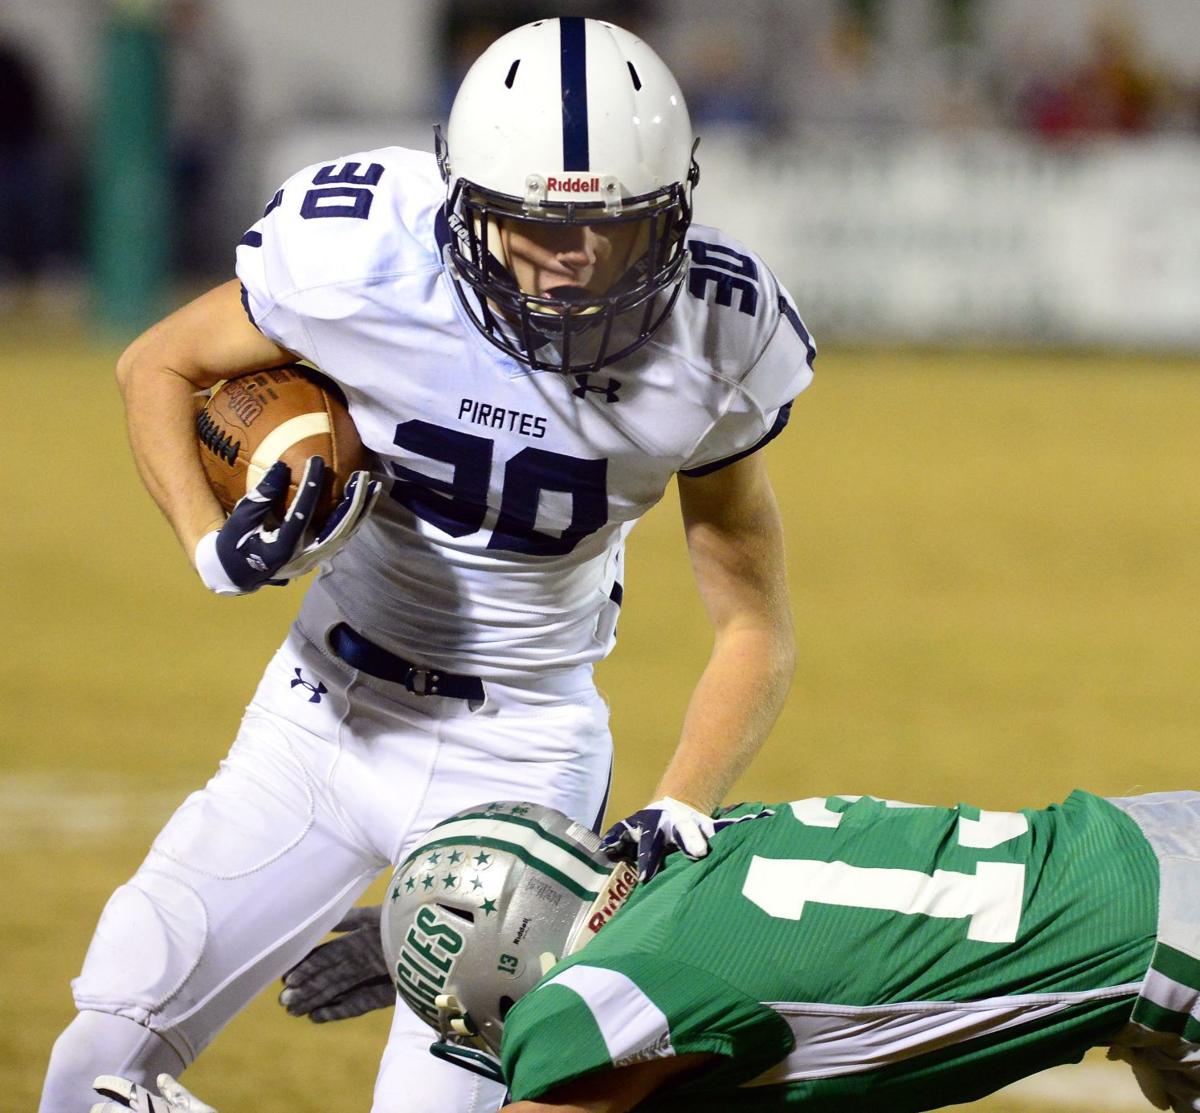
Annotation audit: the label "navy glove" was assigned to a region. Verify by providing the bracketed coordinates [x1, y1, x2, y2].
[194, 458, 379, 595]
[601, 797, 774, 883]
[194, 457, 324, 594]
[279, 905, 394, 1023]
[274, 467, 381, 580]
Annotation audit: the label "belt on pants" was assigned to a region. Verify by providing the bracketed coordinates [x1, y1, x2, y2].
[328, 623, 485, 701]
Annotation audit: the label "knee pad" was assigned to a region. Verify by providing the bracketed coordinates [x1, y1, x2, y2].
[72, 871, 208, 1024]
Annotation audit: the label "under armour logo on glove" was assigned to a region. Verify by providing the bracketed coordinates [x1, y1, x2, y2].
[290, 668, 327, 703]
[194, 458, 381, 597]
[194, 457, 327, 595]
[600, 796, 775, 884]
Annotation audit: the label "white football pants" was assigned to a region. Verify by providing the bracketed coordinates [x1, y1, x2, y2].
[41, 621, 612, 1112]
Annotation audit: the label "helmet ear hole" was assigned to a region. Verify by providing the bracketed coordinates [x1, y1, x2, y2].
[382, 802, 618, 1056]
[437, 902, 476, 923]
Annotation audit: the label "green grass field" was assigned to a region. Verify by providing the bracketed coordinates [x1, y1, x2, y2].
[3, 314, 1197, 1110]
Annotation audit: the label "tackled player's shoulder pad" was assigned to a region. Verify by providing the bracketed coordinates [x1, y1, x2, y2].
[501, 951, 792, 1104]
[663, 225, 816, 477]
[236, 146, 443, 352]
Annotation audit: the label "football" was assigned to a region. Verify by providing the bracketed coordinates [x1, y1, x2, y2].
[196, 364, 366, 521]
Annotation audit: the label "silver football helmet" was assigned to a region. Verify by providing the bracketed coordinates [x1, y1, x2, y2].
[436, 17, 699, 374]
[381, 802, 638, 1074]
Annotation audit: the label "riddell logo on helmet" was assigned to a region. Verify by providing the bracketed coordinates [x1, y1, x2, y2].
[546, 176, 602, 193]
[585, 862, 639, 934]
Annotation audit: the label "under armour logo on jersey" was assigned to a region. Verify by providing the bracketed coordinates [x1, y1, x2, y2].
[290, 668, 327, 703]
[572, 375, 621, 403]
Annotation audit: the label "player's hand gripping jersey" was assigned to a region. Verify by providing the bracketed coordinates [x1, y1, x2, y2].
[501, 792, 1161, 1111]
[236, 146, 814, 680]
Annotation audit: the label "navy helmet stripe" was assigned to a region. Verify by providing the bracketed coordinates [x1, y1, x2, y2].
[559, 17, 590, 171]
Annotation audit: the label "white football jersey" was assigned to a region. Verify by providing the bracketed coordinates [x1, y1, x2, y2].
[236, 147, 815, 681]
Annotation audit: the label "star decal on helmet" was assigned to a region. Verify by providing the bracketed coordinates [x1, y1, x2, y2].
[511, 805, 530, 816]
[443, 873, 458, 889]
[427, 851, 442, 866]
[405, 876, 416, 892]
[475, 851, 491, 866]
[448, 850, 463, 864]
[422, 875, 435, 890]
[480, 898, 498, 916]
[470, 877, 483, 890]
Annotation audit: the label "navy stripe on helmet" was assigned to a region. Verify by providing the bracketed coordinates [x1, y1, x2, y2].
[559, 17, 589, 171]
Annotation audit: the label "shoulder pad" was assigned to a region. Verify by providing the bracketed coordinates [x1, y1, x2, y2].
[236, 146, 444, 319]
[666, 224, 815, 385]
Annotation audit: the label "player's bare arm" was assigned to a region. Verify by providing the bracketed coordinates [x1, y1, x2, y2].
[115, 278, 296, 562]
[658, 451, 795, 814]
[599, 449, 797, 876]
[499, 1054, 716, 1113]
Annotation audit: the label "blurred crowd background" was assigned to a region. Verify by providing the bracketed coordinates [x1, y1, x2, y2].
[2, 0, 1199, 345]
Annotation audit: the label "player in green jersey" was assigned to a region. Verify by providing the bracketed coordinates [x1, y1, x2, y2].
[92, 792, 1200, 1113]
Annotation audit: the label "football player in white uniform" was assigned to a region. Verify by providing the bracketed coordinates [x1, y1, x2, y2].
[42, 18, 815, 1113]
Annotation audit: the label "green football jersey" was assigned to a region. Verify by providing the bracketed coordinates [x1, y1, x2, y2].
[501, 791, 1158, 1111]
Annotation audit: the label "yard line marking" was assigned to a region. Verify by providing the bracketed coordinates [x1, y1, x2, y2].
[0, 772, 182, 847]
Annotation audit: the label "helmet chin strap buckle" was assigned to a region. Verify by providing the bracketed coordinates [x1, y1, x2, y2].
[688, 136, 702, 189]
[523, 174, 548, 210]
[436, 994, 480, 1039]
[433, 125, 451, 183]
[599, 174, 622, 212]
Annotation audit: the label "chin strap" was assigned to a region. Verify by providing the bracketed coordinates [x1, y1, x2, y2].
[430, 1041, 506, 1084]
[430, 992, 504, 1083]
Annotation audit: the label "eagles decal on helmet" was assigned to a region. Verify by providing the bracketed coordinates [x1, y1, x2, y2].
[381, 801, 638, 1079]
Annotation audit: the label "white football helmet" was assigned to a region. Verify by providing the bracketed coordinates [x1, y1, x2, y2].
[436, 17, 699, 374]
[381, 802, 638, 1078]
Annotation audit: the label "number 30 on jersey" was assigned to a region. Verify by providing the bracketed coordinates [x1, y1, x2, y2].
[389, 419, 608, 556]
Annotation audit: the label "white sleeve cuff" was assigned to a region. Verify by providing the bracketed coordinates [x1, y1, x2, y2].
[193, 530, 244, 596]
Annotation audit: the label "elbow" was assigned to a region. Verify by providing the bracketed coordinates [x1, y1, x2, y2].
[115, 314, 171, 398]
[728, 610, 795, 690]
[760, 598, 796, 691]
[114, 336, 143, 398]
[774, 619, 797, 688]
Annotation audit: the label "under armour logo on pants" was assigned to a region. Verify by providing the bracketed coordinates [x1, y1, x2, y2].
[290, 668, 328, 703]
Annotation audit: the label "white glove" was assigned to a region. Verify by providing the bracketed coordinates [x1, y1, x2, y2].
[91, 1074, 217, 1113]
[195, 461, 380, 596]
[601, 797, 772, 883]
[274, 468, 380, 580]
